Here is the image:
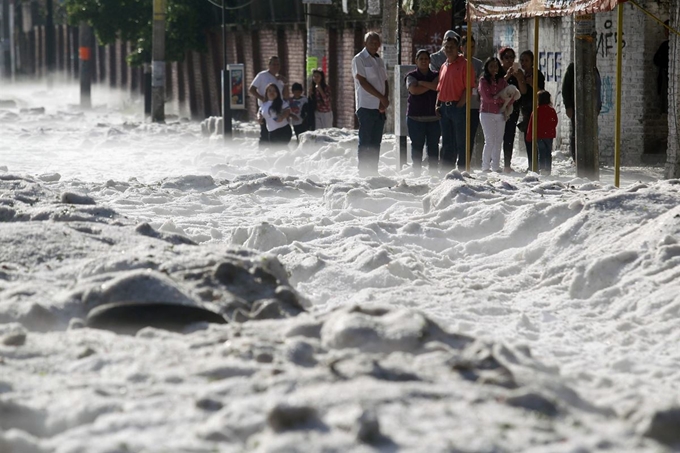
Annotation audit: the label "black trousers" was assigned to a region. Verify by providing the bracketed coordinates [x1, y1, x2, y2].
[259, 122, 269, 150]
[269, 124, 292, 145]
[503, 109, 520, 168]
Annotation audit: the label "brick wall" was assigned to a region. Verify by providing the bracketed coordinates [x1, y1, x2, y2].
[400, 20, 414, 65]
[242, 30, 256, 117]
[332, 27, 363, 129]
[283, 28, 307, 96]
[204, 37, 220, 117]
[488, 10, 670, 166]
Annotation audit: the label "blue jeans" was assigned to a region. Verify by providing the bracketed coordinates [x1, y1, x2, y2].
[524, 139, 533, 171]
[439, 103, 467, 170]
[356, 108, 386, 172]
[537, 138, 553, 172]
[407, 117, 441, 169]
[467, 109, 480, 163]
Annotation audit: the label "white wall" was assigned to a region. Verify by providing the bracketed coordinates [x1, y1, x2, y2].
[484, 2, 671, 166]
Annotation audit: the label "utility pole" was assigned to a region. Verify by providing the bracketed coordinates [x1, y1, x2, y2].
[221, 0, 232, 138]
[381, 0, 397, 134]
[151, 0, 166, 122]
[79, 23, 92, 109]
[574, 15, 599, 180]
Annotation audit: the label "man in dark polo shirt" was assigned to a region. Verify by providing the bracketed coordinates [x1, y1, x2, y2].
[436, 35, 468, 171]
[406, 49, 440, 174]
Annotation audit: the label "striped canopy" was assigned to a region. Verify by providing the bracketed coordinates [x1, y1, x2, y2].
[467, 0, 623, 21]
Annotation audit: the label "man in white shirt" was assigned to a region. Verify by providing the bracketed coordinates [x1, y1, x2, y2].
[249, 56, 287, 149]
[351, 32, 389, 175]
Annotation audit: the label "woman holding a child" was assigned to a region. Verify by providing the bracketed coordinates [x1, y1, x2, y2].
[479, 57, 516, 173]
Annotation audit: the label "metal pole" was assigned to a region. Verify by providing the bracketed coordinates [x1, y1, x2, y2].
[397, 4, 407, 169]
[531, 17, 539, 173]
[614, 4, 623, 187]
[151, 0, 166, 123]
[221, 0, 232, 138]
[465, 12, 472, 172]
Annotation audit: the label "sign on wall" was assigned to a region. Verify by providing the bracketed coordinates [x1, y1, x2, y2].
[306, 57, 318, 77]
[228, 64, 245, 110]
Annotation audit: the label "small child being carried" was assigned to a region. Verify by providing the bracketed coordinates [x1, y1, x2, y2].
[288, 82, 309, 142]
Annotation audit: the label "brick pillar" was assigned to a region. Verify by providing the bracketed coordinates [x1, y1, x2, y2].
[109, 43, 117, 87]
[165, 60, 173, 113]
[70, 26, 79, 79]
[56, 25, 64, 73]
[97, 44, 106, 83]
[176, 59, 188, 117]
[36, 26, 44, 78]
[328, 27, 339, 126]
[283, 28, 305, 94]
[188, 51, 205, 120]
[119, 40, 128, 89]
[203, 42, 219, 117]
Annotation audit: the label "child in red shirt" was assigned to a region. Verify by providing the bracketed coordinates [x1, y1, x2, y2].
[526, 90, 558, 175]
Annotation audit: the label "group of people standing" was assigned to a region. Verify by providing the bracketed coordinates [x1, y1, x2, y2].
[249, 56, 334, 150]
[247, 31, 561, 177]
[403, 32, 557, 176]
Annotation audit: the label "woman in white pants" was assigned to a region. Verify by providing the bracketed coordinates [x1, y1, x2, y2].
[478, 57, 514, 172]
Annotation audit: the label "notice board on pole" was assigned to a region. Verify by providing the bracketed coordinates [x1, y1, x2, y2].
[228, 64, 245, 110]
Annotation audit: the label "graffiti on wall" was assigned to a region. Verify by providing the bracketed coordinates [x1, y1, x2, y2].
[538, 51, 563, 83]
[499, 25, 515, 48]
[597, 20, 626, 57]
[413, 32, 443, 55]
[600, 74, 614, 114]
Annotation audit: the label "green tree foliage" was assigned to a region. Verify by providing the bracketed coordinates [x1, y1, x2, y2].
[65, 0, 220, 66]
